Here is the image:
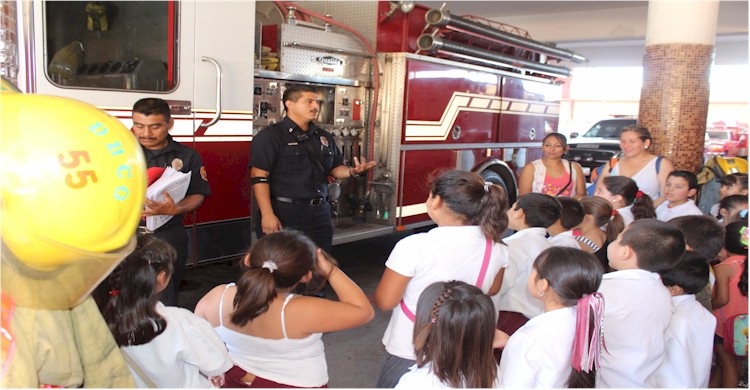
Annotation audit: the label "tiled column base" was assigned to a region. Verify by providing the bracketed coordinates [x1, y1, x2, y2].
[639, 44, 713, 172]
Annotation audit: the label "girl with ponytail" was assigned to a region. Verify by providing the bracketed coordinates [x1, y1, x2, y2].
[194, 230, 374, 388]
[496, 247, 606, 388]
[98, 234, 232, 388]
[373, 169, 510, 387]
[596, 175, 656, 226]
[576, 195, 625, 272]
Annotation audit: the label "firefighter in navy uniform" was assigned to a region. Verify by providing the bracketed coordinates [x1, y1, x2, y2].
[132, 98, 211, 306]
[250, 85, 375, 287]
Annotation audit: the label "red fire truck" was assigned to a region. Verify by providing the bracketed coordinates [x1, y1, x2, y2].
[2, 1, 584, 263]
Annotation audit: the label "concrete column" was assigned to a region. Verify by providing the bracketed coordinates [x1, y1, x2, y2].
[639, 0, 719, 172]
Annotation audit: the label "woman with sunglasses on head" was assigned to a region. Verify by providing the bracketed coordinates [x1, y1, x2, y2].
[594, 125, 673, 207]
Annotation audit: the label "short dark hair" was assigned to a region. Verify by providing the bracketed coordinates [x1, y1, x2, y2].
[718, 173, 748, 191]
[667, 170, 698, 190]
[720, 194, 748, 213]
[669, 215, 724, 260]
[282, 84, 317, 106]
[659, 251, 711, 294]
[515, 193, 562, 228]
[557, 197, 585, 230]
[621, 219, 685, 272]
[133, 98, 171, 122]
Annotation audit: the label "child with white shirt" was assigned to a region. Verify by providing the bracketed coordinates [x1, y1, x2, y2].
[656, 170, 703, 221]
[597, 219, 685, 388]
[494, 192, 562, 336]
[395, 281, 499, 388]
[654, 252, 717, 387]
[373, 169, 511, 388]
[548, 196, 585, 249]
[496, 247, 606, 388]
[98, 234, 232, 388]
[596, 175, 656, 226]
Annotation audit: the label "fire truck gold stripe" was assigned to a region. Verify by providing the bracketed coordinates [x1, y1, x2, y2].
[398, 203, 428, 218]
[405, 92, 559, 141]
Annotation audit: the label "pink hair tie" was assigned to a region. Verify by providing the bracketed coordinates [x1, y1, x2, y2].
[571, 292, 607, 373]
[108, 289, 120, 297]
[635, 190, 644, 199]
[611, 210, 618, 216]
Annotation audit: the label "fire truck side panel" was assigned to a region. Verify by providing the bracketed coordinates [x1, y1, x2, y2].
[397, 150, 455, 225]
[497, 78, 561, 143]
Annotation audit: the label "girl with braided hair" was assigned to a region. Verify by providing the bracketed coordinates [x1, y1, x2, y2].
[395, 281, 499, 388]
[496, 247, 606, 388]
[373, 169, 510, 387]
[96, 234, 233, 388]
[194, 230, 374, 388]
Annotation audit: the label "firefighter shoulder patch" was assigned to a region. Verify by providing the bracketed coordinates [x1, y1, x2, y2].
[200, 166, 208, 182]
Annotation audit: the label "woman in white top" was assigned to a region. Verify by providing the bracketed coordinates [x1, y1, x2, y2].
[97, 234, 233, 388]
[395, 281, 500, 388]
[519, 133, 586, 199]
[595, 125, 673, 206]
[496, 247, 606, 388]
[373, 170, 510, 388]
[194, 230, 374, 388]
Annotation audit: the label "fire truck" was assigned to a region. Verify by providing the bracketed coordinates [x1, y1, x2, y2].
[1, 1, 585, 264]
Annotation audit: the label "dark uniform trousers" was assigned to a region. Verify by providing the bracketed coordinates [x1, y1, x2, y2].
[254, 199, 333, 254]
[153, 223, 189, 306]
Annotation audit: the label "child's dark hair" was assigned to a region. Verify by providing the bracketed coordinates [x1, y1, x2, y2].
[659, 251, 711, 294]
[725, 221, 748, 296]
[429, 169, 509, 243]
[667, 170, 698, 191]
[533, 247, 604, 388]
[557, 197, 585, 230]
[601, 176, 655, 220]
[669, 215, 725, 261]
[719, 194, 748, 214]
[231, 230, 335, 326]
[133, 98, 172, 122]
[621, 219, 686, 272]
[514, 192, 562, 228]
[100, 233, 175, 346]
[579, 195, 624, 242]
[413, 280, 497, 388]
[718, 173, 748, 191]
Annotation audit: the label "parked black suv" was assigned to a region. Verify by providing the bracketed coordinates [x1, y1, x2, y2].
[564, 118, 637, 181]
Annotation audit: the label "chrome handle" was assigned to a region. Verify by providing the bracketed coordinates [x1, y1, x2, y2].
[201, 56, 223, 127]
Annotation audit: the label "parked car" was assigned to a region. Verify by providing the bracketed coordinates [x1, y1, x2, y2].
[565, 118, 636, 181]
[704, 129, 745, 157]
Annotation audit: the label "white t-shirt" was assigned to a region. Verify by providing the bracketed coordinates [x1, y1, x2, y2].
[616, 204, 635, 226]
[654, 294, 716, 388]
[656, 199, 703, 222]
[382, 225, 509, 360]
[396, 362, 500, 388]
[122, 302, 233, 388]
[596, 269, 674, 388]
[498, 307, 577, 388]
[494, 227, 550, 318]
[548, 230, 581, 249]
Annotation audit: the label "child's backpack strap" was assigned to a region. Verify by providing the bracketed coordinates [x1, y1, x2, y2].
[655, 155, 663, 174]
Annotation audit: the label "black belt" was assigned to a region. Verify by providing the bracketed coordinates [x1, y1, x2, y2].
[273, 196, 326, 207]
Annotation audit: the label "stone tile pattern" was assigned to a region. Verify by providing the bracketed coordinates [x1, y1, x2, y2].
[639, 44, 714, 173]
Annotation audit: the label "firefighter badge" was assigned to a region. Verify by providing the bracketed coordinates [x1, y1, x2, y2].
[200, 166, 209, 182]
[320, 136, 329, 147]
[171, 158, 184, 171]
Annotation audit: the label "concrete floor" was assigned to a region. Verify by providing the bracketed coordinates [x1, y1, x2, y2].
[179, 231, 411, 388]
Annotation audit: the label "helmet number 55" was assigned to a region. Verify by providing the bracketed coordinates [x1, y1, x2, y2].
[58, 150, 99, 189]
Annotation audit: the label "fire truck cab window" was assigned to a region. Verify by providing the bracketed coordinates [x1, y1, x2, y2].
[44, 1, 176, 92]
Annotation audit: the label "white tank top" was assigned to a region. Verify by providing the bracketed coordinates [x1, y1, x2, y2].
[611, 156, 661, 200]
[214, 283, 327, 387]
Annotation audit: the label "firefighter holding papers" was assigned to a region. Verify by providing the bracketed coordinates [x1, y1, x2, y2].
[0, 82, 145, 387]
[132, 98, 212, 306]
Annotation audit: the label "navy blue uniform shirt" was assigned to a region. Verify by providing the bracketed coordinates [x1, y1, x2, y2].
[250, 117, 343, 199]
